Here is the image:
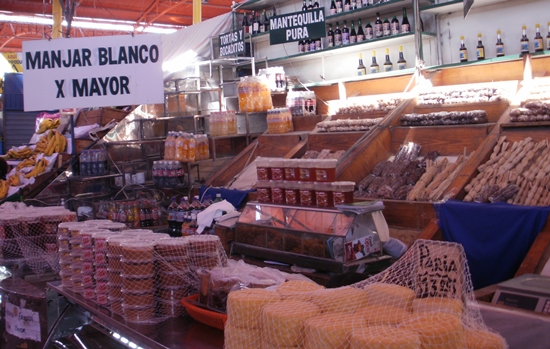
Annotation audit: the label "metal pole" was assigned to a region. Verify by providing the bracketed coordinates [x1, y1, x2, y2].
[413, 0, 423, 84]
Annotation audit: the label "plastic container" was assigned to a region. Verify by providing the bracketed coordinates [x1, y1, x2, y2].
[155, 238, 189, 258]
[20, 214, 45, 237]
[83, 288, 96, 300]
[82, 261, 94, 275]
[298, 159, 314, 181]
[108, 269, 124, 285]
[181, 294, 227, 330]
[122, 276, 155, 293]
[82, 274, 94, 288]
[58, 236, 70, 251]
[109, 297, 124, 315]
[100, 222, 128, 232]
[284, 181, 300, 206]
[58, 222, 79, 239]
[95, 266, 109, 281]
[314, 159, 338, 182]
[157, 258, 190, 273]
[59, 250, 72, 263]
[60, 270, 72, 288]
[284, 159, 298, 181]
[255, 157, 271, 180]
[109, 283, 124, 299]
[122, 305, 155, 323]
[107, 255, 123, 270]
[122, 290, 155, 307]
[121, 241, 156, 262]
[96, 281, 109, 294]
[81, 248, 94, 262]
[96, 293, 109, 306]
[94, 251, 108, 266]
[269, 158, 285, 181]
[106, 235, 131, 256]
[121, 261, 155, 278]
[332, 181, 355, 205]
[298, 181, 316, 207]
[157, 271, 187, 288]
[270, 180, 285, 204]
[157, 286, 188, 302]
[93, 232, 115, 252]
[256, 180, 272, 203]
[315, 181, 334, 208]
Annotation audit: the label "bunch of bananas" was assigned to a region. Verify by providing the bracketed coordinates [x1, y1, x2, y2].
[34, 130, 66, 156]
[37, 118, 61, 134]
[0, 180, 9, 199]
[24, 158, 49, 179]
[7, 147, 33, 159]
[8, 173, 21, 187]
[16, 156, 37, 171]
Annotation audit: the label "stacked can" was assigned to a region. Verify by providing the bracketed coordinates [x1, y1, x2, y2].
[92, 231, 117, 306]
[155, 238, 189, 317]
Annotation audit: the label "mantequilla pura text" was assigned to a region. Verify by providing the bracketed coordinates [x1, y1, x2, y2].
[270, 9, 324, 40]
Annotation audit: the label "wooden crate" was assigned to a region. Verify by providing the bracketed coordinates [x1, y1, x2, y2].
[101, 107, 130, 125]
[76, 109, 102, 127]
[292, 114, 324, 131]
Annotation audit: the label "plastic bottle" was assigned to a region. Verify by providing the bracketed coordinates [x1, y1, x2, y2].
[187, 134, 196, 162]
[164, 131, 174, 160]
[191, 195, 202, 215]
[132, 201, 141, 228]
[167, 196, 178, 233]
[80, 150, 89, 176]
[176, 196, 190, 234]
[175, 132, 184, 161]
[214, 193, 223, 203]
[118, 203, 127, 223]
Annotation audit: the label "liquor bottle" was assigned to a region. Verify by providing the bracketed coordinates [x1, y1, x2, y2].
[383, 48, 393, 72]
[520, 25, 529, 55]
[350, 20, 357, 44]
[313, 0, 319, 8]
[272, 5, 276, 17]
[336, 0, 343, 13]
[304, 38, 311, 52]
[342, 20, 350, 45]
[374, 12, 383, 38]
[476, 33, 485, 60]
[302, 0, 308, 11]
[308, 0, 313, 10]
[365, 21, 373, 40]
[496, 30, 505, 57]
[263, 10, 270, 32]
[327, 24, 335, 47]
[242, 12, 250, 33]
[383, 18, 391, 37]
[391, 16, 400, 36]
[334, 21, 343, 46]
[459, 35, 468, 62]
[252, 11, 260, 34]
[547, 22, 550, 51]
[357, 18, 365, 42]
[310, 39, 316, 51]
[315, 37, 322, 51]
[330, 0, 337, 15]
[298, 39, 305, 52]
[397, 46, 407, 70]
[259, 10, 267, 32]
[357, 53, 367, 76]
[370, 50, 379, 73]
[351, 0, 357, 10]
[401, 8, 410, 33]
[534, 23, 544, 52]
[344, 0, 351, 12]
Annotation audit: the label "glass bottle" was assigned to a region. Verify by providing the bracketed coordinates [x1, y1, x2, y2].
[374, 12, 383, 38]
[534, 23, 543, 52]
[342, 20, 350, 45]
[520, 25, 529, 55]
[214, 193, 223, 203]
[365, 21, 373, 40]
[547, 22, 550, 51]
[401, 8, 410, 33]
[350, 20, 357, 44]
[383, 48, 393, 72]
[335, 0, 343, 13]
[242, 12, 250, 33]
[351, 0, 356, 10]
[315, 37, 322, 50]
[357, 53, 367, 76]
[309, 38, 316, 52]
[308, 0, 313, 10]
[313, 0, 319, 8]
[496, 30, 505, 57]
[330, 0, 337, 15]
[476, 33, 485, 60]
[302, 0, 307, 11]
[383, 17, 391, 37]
[304, 39, 311, 52]
[370, 50, 379, 74]
[327, 24, 335, 47]
[251, 11, 259, 34]
[334, 21, 343, 46]
[397, 45, 407, 70]
[459, 35, 468, 62]
[391, 16, 400, 36]
[357, 18, 365, 42]
[344, 0, 351, 12]
[259, 10, 267, 32]
[298, 39, 305, 53]
[126, 203, 134, 225]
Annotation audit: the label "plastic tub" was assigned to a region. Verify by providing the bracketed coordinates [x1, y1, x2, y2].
[156, 258, 189, 273]
[298, 181, 316, 207]
[157, 271, 187, 288]
[95, 266, 109, 281]
[283, 159, 298, 181]
[255, 156, 272, 180]
[256, 180, 272, 203]
[270, 180, 285, 204]
[315, 181, 334, 208]
[95, 281, 109, 294]
[332, 181, 355, 205]
[269, 158, 285, 181]
[121, 260, 155, 278]
[122, 290, 155, 308]
[314, 159, 337, 182]
[298, 159, 315, 181]
[157, 286, 188, 302]
[82, 261, 94, 275]
[108, 269, 124, 285]
[122, 276, 155, 293]
[158, 300, 185, 317]
[81, 248, 94, 262]
[93, 232, 116, 252]
[121, 241, 156, 262]
[155, 238, 189, 258]
[284, 181, 300, 206]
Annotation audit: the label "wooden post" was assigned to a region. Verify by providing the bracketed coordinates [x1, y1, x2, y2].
[52, 0, 63, 39]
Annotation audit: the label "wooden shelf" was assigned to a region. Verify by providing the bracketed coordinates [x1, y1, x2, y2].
[420, 0, 512, 15]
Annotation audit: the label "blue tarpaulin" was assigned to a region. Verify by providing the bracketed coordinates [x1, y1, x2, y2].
[199, 186, 255, 210]
[436, 200, 550, 289]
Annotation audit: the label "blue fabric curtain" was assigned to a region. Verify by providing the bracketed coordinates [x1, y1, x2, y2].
[436, 200, 550, 289]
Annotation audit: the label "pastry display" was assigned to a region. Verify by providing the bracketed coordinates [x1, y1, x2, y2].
[417, 87, 505, 105]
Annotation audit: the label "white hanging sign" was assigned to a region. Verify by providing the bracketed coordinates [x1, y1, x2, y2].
[5, 301, 42, 342]
[23, 34, 164, 111]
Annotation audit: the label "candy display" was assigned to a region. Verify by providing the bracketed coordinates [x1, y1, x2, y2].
[417, 86, 506, 105]
[509, 100, 550, 122]
[331, 98, 401, 115]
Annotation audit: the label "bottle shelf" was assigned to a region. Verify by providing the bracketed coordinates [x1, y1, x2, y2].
[267, 31, 435, 65]
[420, 0, 512, 15]
[325, 0, 424, 24]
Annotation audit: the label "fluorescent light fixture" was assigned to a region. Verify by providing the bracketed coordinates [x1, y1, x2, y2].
[0, 11, 181, 34]
[162, 50, 198, 73]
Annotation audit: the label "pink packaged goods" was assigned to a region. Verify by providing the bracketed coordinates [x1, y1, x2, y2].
[82, 249, 94, 262]
[94, 251, 108, 266]
[256, 157, 272, 180]
[95, 267, 109, 281]
[257, 180, 272, 203]
[315, 181, 334, 208]
[332, 181, 355, 205]
[96, 281, 109, 294]
[284, 159, 298, 181]
[96, 293, 109, 305]
[269, 158, 285, 181]
[271, 181, 285, 204]
[93, 232, 115, 252]
[299, 181, 316, 207]
[314, 159, 337, 182]
[83, 288, 96, 300]
[82, 274, 94, 288]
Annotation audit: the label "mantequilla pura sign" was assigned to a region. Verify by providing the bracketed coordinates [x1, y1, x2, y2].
[269, 8, 326, 45]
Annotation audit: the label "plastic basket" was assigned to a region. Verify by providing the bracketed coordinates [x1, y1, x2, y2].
[181, 294, 227, 330]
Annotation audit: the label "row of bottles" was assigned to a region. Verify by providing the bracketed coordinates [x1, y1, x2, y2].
[164, 131, 209, 162]
[79, 149, 109, 177]
[459, 23, 550, 62]
[267, 108, 294, 134]
[327, 9, 410, 48]
[358, 47, 407, 75]
[298, 0, 323, 52]
[286, 90, 317, 116]
[210, 111, 238, 137]
[329, 0, 392, 14]
[152, 161, 185, 189]
[167, 194, 224, 236]
[242, 8, 275, 35]
[97, 200, 162, 228]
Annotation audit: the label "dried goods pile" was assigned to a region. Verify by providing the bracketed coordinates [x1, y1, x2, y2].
[509, 100, 550, 122]
[417, 87, 506, 105]
[464, 136, 550, 205]
[400, 110, 488, 126]
[302, 149, 345, 160]
[316, 117, 383, 132]
[225, 240, 508, 349]
[333, 98, 401, 114]
[355, 142, 471, 201]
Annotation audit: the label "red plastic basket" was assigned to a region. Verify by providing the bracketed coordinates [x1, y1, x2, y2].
[181, 294, 227, 330]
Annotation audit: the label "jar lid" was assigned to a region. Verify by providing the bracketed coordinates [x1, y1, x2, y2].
[314, 159, 338, 168]
[331, 181, 356, 190]
[120, 240, 156, 249]
[255, 156, 271, 167]
[156, 238, 189, 248]
[314, 181, 333, 190]
[284, 158, 297, 166]
[268, 158, 285, 167]
[121, 229, 154, 235]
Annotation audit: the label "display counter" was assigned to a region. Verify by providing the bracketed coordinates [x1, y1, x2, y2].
[47, 281, 224, 349]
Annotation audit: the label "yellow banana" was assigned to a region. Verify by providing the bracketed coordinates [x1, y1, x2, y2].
[0, 180, 8, 199]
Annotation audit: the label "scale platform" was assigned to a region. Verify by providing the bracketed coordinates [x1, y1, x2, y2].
[492, 274, 550, 314]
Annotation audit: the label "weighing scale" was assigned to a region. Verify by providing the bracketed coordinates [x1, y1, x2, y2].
[492, 274, 550, 314]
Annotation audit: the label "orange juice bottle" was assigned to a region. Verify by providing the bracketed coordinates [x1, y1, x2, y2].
[181, 133, 189, 162]
[238, 78, 247, 112]
[187, 134, 196, 162]
[228, 111, 237, 135]
[175, 132, 185, 161]
[164, 131, 175, 160]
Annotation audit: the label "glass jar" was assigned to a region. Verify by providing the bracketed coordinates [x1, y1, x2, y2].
[257, 180, 272, 203]
[298, 181, 316, 207]
[269, 158, 285, 181]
